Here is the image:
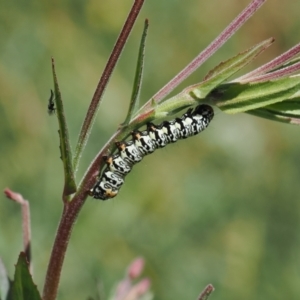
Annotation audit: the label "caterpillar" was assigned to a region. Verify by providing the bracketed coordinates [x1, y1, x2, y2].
[90, 104, 214, 200]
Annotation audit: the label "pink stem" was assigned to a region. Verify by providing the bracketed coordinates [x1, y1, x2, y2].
[74, 0, 145, 170]
[150, 0, 267, 104]
[237, 42, 300, 81]
[4, 188, 32, 269]
[197, 284, 215, 300]
[43, 2, 146, 299]
[242, 60, 300, 83]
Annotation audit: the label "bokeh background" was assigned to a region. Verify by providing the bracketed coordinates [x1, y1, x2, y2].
[1, 0, 300, 299]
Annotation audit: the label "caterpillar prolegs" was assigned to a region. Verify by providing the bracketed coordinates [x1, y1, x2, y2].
[90, 104, 214, 200]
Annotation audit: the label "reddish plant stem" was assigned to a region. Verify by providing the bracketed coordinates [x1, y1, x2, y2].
[74, 0, 145, 171]
[43, 1, 146, 299]
[236, 42, 300, 82]
[197, 284, 214, 300]
[42, 123, 126, 300]
[42, 105, 154, 300]
[42, 102, 149, 300]
[42, 198, 84, 300]
[4, 188, 32, 269]
[242, 60, 300, 83]
[148, 0, 267, 106]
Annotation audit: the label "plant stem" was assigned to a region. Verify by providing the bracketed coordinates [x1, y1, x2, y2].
[197, 284, 214, 300]
[236, 42, 300, 81]
[4, 188, 32, 270]
[42, 198, 85, 300]
[241, 60, 300, 83]
[43, 2, 146, 299]
[148, 0, 267, 105]
[42, 122, 131, 300]
[73, 0, 145, 173]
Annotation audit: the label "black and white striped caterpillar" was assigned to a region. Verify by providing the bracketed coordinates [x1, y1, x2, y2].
[90, 104, 214, 200]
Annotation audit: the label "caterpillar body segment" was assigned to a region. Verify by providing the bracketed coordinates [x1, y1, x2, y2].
[102, 171, 124, 188]
[161, 120, 180, 143]
[147, 122, 168, 148]
[105, 155, 131, 175]
[116, 141, 143, 164]
[132, 130, 156, 155]
[90, 104, 214, 200]
[91, 180, 119, 200]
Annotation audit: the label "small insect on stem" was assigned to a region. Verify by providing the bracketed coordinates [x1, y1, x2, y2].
[48, 89, 56, 115]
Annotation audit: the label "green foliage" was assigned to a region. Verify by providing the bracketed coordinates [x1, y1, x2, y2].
[191, 38, 274, 99]
[51, 60, 77, 197]
[8, 253, 41, 300]
[153, 38, 275, 117]
[213, 76, 300, 115]
[152, 38, 300, 124]
[123, 20, 149, 126]
[248, 99, 300, 124]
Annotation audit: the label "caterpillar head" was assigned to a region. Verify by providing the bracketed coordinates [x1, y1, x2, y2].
[193, 104, 214, 121]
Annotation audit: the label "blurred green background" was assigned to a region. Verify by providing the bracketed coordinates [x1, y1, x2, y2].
[1, 0, 300, 299]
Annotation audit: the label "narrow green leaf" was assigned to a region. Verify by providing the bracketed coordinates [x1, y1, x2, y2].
[153, 74, 300, 126]
[247, 99, 300, 125]
[152, 38, 275, 118]
[9, 253, 41, 300]
[188, 38, 274, 100]
[0, 258, 10, 300]
[123, 19, 149, 126]
[51, 58, 77, 197]
[211, 75, 300, 114]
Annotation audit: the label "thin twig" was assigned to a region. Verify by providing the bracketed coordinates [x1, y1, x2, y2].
[236, 42, 300, 81]
[42, 202, 83, 300]
[148, 0, 267, 105]
[197, 284, 214, 300]
[241, 60, 300, 83]
[73, 0, 145, 173]
[4, 188, 32, 270]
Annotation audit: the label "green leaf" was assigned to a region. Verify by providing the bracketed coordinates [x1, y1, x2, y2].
[211, 75, 300, 113]
[188, 38, 274, 99]
[9, 253, 41, 300]
[51, 58, 77, 197]
[123, 19, 149, 126]
[0, 258, 10, 300]
[153, 38, 274, 118]
[247, 99, 300, 125]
